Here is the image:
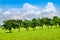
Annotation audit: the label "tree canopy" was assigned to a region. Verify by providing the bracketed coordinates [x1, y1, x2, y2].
[2, 16, 60, 32]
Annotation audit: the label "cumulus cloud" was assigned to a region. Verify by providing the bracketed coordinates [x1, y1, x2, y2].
[6, 3, 41, 20]
[42, 2, 58, 18]
[2, 2, 59, 19]
[11, 15, 22, 20]
[3, 11, 10, 15]
[22, 3, 41, 16]
[0, 2, 59, 24]
[44, 2, 56, 12]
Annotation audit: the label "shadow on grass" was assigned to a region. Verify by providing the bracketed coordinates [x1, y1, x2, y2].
[6, 32, 12, 33]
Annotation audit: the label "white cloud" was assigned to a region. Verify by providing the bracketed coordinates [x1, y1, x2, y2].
[3, 11, 10, 15]
[2, 2, 59, 19]
[11, 15, 22, 20]
[0, 2, 59, 24]
[22, 3, 41, 16]
[26, 18, 30, 20]
[23, 3, 37, 10]
[42, 2, 58, 18]
[43, 2, 56, 12]
[9, 8, 22, 14]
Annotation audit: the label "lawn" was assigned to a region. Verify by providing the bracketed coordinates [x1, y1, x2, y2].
[0, 26, 60, 40]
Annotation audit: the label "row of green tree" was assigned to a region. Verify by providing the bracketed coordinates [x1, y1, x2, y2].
[1, 16, 60, 32]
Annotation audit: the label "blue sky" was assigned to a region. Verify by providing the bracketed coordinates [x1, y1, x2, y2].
[0, 0, 60, 24]
[0, 0, 60, 8]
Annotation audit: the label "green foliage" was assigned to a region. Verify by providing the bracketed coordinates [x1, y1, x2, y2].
[22, 20, 30, 31]
[16, 20, 22, 31]
[2, 16, 60, 32]
[3, 20, 19, 32]
[30, 18, 37, 30]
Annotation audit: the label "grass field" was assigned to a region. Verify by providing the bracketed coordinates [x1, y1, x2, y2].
[0, 26, 60, 40]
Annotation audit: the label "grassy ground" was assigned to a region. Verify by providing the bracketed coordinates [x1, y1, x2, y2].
[0, 26, 60, 40]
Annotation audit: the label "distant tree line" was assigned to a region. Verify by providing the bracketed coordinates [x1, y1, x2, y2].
[1, 16, 60, 33]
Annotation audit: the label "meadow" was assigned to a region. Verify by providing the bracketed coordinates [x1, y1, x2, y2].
[0, 26, 60, 40]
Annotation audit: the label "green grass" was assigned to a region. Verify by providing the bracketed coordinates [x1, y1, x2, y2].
[0, 26, 60, 40]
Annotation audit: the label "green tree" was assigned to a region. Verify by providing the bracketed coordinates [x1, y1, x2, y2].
[53, 16, 59, 28]
[57, 18, 60, 28]
[30, 18, 37, 31]
[37, 18, 43, 29]
[44, 18, 51, 29]
[16, 20, 22, 32]
[49, 19, 54, 28]
[22, 20, 30, 31]
[40, 18, 46, 29]
[3, 20, 17, 33]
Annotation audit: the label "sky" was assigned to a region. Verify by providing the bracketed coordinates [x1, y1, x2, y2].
[0, 0, 60, 8]
[0, 0, 60, 24]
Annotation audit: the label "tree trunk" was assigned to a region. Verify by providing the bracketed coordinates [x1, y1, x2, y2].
[10, 30, 11, 33]
[33, 27, 36, 31]
[50, 25, 52, 29]
[26, 27, 29, 31]
[19, 27, 20, 32]
[33, 28, 35, 31]
[47, 25, 49, 29]
[42, 25, 43, 29]
[56, 25, 57, 28]
[9, 28, 12, 33]
[55, 23, 58, 28]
